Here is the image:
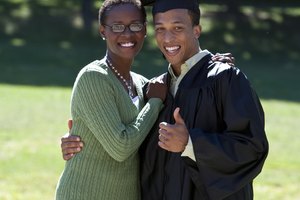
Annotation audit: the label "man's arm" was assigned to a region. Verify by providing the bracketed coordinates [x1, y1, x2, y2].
[61, 119, 84, 161]
[62, 53, 234, 159]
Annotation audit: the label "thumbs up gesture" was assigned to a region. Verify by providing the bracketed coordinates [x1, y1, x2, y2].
[158, 107, 189, 152]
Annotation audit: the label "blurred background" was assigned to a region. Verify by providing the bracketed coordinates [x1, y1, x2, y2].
[0, 0, 299, 199]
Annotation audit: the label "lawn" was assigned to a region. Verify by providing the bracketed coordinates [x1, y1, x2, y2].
[0, 1, 300, 200]
[1, 85, 299, 200]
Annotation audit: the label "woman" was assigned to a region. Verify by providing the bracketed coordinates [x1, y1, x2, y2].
[55, 0, 166, 199]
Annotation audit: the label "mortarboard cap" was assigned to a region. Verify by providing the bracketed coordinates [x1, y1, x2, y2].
[151, 0, 200, 15]
[141, 0, 155, 6]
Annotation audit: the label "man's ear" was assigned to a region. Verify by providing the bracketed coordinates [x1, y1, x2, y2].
[144, 22, 147, 38]
[194, 24, 201, 39]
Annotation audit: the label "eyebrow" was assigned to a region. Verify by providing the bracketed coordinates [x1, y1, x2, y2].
[109, 19, 144, 24]
[154, 21, 184, 25]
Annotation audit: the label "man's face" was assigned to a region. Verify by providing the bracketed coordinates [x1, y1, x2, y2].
[153, 9, 201, 71]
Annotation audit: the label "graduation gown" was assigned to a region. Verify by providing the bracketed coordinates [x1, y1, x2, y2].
[139, 54, 269, 200]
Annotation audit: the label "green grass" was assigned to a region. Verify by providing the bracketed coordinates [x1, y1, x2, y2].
[0, 85, 299, 200]
[254, 100, 300, 200]
[0, 84, 70, 199]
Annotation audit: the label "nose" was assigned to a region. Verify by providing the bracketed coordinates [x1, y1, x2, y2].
[162, 31, 174, 43]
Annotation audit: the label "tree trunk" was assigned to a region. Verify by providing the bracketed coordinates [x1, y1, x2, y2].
[82, 0, 93, 31]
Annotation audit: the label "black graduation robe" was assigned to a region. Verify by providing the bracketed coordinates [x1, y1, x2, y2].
[139, 54, 269, 200]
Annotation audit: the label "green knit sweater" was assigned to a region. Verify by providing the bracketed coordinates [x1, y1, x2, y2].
[55, 59, 163, 200]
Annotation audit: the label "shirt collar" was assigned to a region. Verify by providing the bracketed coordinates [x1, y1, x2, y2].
[168, 49, 210, 79]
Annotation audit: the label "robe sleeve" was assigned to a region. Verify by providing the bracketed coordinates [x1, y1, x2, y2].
[181, 135, 196, 161]
[187, 66, 269, 199]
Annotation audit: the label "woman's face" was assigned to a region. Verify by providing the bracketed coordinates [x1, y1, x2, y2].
[100, 4, 146, 60]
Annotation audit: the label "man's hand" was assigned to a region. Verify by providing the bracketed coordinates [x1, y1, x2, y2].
[158, 108, 189, 152]
[212, 53, 235, 66]
[61, 119, 84, 161]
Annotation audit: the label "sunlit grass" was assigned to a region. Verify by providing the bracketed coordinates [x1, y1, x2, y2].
[0, 85, 300, 200]
[253, 99, 300, 200]
[0, 84, 70, 199]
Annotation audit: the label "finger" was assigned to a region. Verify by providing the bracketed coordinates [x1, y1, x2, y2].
[148, 78, 158, 84]
[159, 127, 172, 139]
[61, 135, 81, 143]
[61, 141, 83, 149]
[158, 127, 168, 134]
[226, 57, 235, 65]
[212, 56, 229, 62]
[159, 122, 175, 133]
[63, 153, 74, 161]
[222, 57, 232, 63]
[155, 73, 167, 84]
[212, 53, 234, 61]
[159, 133, 169, 142]
[211, 55, 220, 60]
[158, 134, 164, 142]
[221, 53, 233, 57]
[216, 57, 235, 65]
[173, 107, 185, 125]
[154, 75, 164, 84]
[158, 141, 169, 151]
[62, 146, 82, 155]
[159, 122, 169, 129]
[158, 126, 168, 142]
[68, 119, 73, 130]
[231, 56, 235, 63]
[214, 52, 232, 57]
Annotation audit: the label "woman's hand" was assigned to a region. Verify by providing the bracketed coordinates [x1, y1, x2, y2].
[146, 74, 168, 102]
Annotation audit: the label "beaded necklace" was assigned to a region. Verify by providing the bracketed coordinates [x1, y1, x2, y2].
[106, 58, 134, 98]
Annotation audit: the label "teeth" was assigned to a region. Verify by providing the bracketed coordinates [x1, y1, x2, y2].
[120, 42, 134, 47]
[165, 46, 179, 52]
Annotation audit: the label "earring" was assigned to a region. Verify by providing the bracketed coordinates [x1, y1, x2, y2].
[144, 35, 147, 38]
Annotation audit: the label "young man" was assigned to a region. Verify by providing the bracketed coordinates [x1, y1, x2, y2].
[138, 0, 268, 199]
[61, 0, 268, 199]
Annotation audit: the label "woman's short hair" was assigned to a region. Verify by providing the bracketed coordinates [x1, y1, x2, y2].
[99, 0, 147, 25]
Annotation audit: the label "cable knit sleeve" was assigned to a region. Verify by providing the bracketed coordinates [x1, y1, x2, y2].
[72, 67, 163, 162]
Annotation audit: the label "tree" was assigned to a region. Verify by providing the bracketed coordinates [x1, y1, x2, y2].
[225, 0, 240, 14]
[82, 0, 93, 31]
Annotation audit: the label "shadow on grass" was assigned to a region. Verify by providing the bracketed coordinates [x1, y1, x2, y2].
[0, 2, 299, 102]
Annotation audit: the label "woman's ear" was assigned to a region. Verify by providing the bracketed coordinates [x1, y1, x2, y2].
[99, 25, 106, 40]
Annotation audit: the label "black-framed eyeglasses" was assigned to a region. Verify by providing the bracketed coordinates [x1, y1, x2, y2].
[103, 23, 145, 33]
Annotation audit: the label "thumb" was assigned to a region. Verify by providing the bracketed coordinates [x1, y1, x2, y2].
[68, 119, 73, 131]
[173, 107, 185, 125]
